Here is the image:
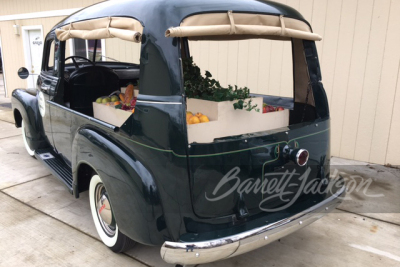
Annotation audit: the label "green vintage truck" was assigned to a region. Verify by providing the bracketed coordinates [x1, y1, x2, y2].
[12, 0, 345, 265]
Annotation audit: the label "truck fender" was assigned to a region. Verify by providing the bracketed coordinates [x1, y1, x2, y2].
[11, 89, 47, 150]
[72, 127, 169, 246]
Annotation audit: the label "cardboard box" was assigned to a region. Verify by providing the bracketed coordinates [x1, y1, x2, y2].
[93, 102, 132, 127]
[187, 97, 289, 143]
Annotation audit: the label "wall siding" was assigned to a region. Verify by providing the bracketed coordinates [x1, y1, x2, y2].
[0, 0, 399, 165]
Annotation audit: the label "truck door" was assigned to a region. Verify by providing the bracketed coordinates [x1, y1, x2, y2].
[38, 37, 59, 148]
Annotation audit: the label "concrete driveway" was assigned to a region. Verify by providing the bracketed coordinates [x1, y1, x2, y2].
[0, 91, 399, 266]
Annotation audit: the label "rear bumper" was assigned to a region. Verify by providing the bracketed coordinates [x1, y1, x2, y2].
[160, 184, 345, 265]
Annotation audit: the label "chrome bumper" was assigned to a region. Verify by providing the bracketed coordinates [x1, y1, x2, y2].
[160, 185, 345, 265]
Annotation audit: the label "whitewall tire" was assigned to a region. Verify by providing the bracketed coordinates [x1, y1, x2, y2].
[89, 174, 135, 252]
[21, 120, 35, 157]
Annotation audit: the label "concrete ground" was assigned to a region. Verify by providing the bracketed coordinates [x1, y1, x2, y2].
[0, 79, 399, 266]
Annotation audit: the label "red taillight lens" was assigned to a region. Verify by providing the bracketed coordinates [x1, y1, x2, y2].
[296, 149, 309, 166]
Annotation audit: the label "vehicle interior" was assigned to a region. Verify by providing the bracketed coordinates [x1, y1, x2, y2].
[48, 16, 143, 118]
[62, 39, 140, 116]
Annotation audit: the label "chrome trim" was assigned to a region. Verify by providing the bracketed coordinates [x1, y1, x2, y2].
[136, 100, 182, 105]
[94, 183, 116, 237]
[161, 184, 345, 265]
[296, 149, 309, 166]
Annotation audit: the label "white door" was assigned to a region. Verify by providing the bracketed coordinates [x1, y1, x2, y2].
[26, 30, 43, 88]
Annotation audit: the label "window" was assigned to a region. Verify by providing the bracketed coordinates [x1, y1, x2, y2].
[47, 41, 55, 70]
[44, 39, 60, 76]
[187, 39, 294, 98]
[67, 39, 105, 62]
[65, 38, 140, 64]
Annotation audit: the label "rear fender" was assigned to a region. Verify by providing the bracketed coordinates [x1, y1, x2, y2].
[72, 127, 169, 246]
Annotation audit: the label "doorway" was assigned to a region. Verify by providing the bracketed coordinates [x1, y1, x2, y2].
[22, 26, 43, 88]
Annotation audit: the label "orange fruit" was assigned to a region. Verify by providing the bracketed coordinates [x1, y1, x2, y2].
[195, 112, 203, 118]
[186, 113, 193, 123]
[115, 101, 121, 105]
[188, 116, 200, 124]
[199, 115, 210, 123]
[132, 108, 135, 113]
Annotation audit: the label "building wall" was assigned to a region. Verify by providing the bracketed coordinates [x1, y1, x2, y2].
[0, 0, 399, 165]
[190, 0, 400, 166]
[0, 0, 100, 16]
[0, 0, 103, 95]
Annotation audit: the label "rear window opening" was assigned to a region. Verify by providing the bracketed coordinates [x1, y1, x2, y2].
[182, 38, 317, 143]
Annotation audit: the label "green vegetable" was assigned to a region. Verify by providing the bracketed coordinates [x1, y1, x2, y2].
[183, 57, 258, 112]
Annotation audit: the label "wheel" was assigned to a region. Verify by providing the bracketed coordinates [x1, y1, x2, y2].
[89, 174, 136, 252]
[21, 120, 35, 157]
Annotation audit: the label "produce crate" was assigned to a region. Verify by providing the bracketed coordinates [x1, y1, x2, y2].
[93, 102, 132, 127]
[187, 97, 289, 143]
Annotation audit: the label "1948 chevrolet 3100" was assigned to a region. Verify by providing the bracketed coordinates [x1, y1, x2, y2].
[12, 0, 345, 265]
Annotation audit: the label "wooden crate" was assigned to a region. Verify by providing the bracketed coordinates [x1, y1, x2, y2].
[93, 102, 132, 127]
[187, 97, 289, 143]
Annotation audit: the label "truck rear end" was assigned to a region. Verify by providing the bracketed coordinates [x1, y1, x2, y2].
[161, 11, 346, 265]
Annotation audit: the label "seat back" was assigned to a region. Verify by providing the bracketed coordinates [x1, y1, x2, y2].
[68, 66, 119, 116]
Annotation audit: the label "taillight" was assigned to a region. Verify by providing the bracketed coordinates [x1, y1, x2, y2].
[283, 146, 310, 166]
[296, 149, 309, 166]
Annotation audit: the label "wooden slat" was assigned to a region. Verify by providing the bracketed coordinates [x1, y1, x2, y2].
[299, 0, 314, 22]
[236, 40, 249, 89]
[227, 41, 239, 86]
[385, 65, 400, 165]
[257, 40, 272, 95]
[216, 41, 229, 88]
[329, 0, 358, 157]
[354, 0, 391, 162]
[319, 0, 342, 105]
[310, 0, 328, 64]
[247, 40, 260, 92]
[339, 0, 375, 160]
[369, 0, 400, 164]
[208, 42, 219, 84]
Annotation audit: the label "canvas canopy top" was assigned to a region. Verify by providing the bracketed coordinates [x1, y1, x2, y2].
[55, 16, 143, 43]
[165, 11, 322, 41]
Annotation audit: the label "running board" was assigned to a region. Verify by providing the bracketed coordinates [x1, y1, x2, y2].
[35, 148, 73, 193]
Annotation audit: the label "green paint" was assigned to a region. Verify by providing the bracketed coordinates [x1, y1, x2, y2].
[119, 128, 330, 159]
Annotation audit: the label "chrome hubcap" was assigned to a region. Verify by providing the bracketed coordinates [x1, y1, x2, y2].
[95, 183, 116, 236]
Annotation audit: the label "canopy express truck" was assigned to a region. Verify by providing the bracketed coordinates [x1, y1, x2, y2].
[12, 0, 345, 265]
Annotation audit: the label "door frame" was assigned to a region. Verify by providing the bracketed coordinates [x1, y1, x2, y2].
[0, 35, 7, 97]
[21, 25, 43, 88]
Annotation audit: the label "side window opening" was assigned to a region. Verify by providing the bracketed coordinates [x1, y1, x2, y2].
[61, 37, 141, 123]
[44, 38, 61, 77]
[47, 41, 55, 70]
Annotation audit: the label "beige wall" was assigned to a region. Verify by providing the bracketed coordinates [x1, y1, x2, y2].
[272, 0, 400, 166]
[0, 0, 101, 16]
[105, 38, 141, 64]
[189, 39, 294, 98]
[190, 0, 400, 166]
[0, 17, 64, 93]
[0, 0, 103, 95]
[0, 0, 399, 165]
